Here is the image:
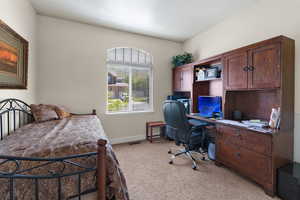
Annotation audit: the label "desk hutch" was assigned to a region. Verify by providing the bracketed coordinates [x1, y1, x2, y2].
[172, 36, 295, 196]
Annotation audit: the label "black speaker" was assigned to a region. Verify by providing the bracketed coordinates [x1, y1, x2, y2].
[278, 162, 300, 200]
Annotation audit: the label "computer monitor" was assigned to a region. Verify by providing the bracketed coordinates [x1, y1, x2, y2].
[198, 96, 222, 118]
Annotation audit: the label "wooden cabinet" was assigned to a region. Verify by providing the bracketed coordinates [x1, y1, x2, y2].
[248, 43, 281, 89]
[217, 125, 272, 156]
[218, 138, 272, 184]
[224, 41, 281, 90]
[219, 37, 294, 197]
[189, 36, 294, 197]
[216, 125, 273, 193]
[173, 65, 193, 92]
[173, 68, 182, 91]
[224, 52, 248, 90]
[182, 67, 193, 91]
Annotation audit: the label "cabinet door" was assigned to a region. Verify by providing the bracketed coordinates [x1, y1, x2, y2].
[181, 66, 193, 91]
[173, 66, 193, 92]
[224, 51, 248, 90]
[248, 43, 281, 89]
[173, 67, 182, 91]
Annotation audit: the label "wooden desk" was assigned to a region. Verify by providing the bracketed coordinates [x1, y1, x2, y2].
[187, 113, 283, 196]
[187, 114, 277, 135]
[174, 36, 294, 196]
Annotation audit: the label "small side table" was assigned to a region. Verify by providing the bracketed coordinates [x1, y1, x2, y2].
[146, 121, 166, 143]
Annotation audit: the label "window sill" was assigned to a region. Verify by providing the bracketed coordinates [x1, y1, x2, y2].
[106, 110, 154, 115]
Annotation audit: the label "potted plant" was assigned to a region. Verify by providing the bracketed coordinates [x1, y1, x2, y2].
[171, 52, 193, 67]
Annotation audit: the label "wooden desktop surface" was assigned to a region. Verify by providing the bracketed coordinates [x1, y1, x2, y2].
[187, 114, 218, 124]
[187, 113, 278, 135]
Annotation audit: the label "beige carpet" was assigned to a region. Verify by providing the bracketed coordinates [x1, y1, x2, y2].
[113, 140, 281, 200]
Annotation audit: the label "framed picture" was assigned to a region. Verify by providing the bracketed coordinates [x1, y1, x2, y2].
[0, 19, 28, 89]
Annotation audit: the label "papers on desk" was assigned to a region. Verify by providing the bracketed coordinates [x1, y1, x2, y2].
[241, 120, 268, 128]
[217, 120, 248, 127]
[217, 119, 272, 133]
[247, 126, 273, 133]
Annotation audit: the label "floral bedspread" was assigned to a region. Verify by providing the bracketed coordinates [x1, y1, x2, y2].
[0, 115, 129, 200]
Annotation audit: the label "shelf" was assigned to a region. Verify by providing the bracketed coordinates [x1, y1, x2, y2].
[195, 78, 222, 82]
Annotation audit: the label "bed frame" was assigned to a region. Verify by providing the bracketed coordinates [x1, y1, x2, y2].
[0, 98, 106, 200]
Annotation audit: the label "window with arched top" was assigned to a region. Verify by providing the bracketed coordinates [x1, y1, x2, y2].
[107, 47, 153, 114]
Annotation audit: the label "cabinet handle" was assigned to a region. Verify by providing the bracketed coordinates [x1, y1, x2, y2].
[248, 66, 255, 71]
[243, 66, 249, 71]
[235, 129, 241, 137]
[235, 133, 241, 137]
[235, 152, 241, 158]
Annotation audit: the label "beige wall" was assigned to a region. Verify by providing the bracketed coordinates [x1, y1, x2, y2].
[37, 16, 182, 143]
[0, 0, 37, 103]
[183, 0, 300, 161]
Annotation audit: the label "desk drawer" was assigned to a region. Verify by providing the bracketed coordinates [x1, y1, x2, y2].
[217, 125, 272, 156]
[218, 141, 272, 184]
[217, 125, 242, 146]
[240, 129, 272, 156]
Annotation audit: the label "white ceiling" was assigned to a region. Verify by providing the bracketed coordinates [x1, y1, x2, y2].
[30, 0, 258, 42]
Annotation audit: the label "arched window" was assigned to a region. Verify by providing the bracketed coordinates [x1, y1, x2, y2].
[107, 47, 153, 114]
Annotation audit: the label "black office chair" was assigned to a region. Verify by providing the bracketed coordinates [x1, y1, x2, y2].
[163, 100, 208, 170]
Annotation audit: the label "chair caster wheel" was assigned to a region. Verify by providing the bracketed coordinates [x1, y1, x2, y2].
[192, 166, 197, 170]
[169, 160, 173, 164]
[168, 150, 172, 154]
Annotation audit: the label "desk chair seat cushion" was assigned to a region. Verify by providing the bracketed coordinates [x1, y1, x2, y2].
[166, 125, 206, 151]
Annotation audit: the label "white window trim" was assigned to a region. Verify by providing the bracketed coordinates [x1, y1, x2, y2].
[106, 64, 154, 115]
[107, 47, 153, 67]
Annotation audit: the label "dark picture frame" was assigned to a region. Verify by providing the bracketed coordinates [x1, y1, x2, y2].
[0, 19, 28, 89]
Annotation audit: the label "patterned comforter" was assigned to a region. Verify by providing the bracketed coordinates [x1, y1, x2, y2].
[0, 115, 129, 200]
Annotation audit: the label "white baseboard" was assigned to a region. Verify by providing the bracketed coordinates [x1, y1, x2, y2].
[110, 135, 146, 145]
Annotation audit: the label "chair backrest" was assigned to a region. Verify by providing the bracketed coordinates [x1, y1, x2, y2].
[163, 100, 191, 144]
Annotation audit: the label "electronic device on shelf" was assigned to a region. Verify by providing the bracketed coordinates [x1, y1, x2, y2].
[195, 65, 222, 81]
[206, 67, 219, 79]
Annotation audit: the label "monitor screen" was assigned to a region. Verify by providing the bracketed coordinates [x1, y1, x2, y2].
[198, 96, 222, 118]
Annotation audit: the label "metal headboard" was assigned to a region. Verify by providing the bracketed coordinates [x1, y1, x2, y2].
[0, 98, 34, 140]
[0, 100, 106, 200]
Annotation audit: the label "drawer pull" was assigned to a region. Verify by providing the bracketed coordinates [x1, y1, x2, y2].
[235, 152, 241, 158]
[235, 129, 242, 138]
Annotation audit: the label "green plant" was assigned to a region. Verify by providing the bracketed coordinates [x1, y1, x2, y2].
[108, 99, 128, 112]
[133, 97, 148, 102]
[171, 52, 193, 67]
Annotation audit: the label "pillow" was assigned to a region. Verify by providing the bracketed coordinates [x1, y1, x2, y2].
[30, 104, 59, 122]
[54, 105, 72, 119]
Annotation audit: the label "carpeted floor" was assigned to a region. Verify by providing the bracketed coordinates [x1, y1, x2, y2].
[113, 140, 281, 200]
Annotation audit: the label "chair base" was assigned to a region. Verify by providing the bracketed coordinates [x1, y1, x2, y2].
[168, 147, 206, 170]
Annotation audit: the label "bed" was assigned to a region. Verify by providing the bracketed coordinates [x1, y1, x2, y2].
[0, 99, 129, 200]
